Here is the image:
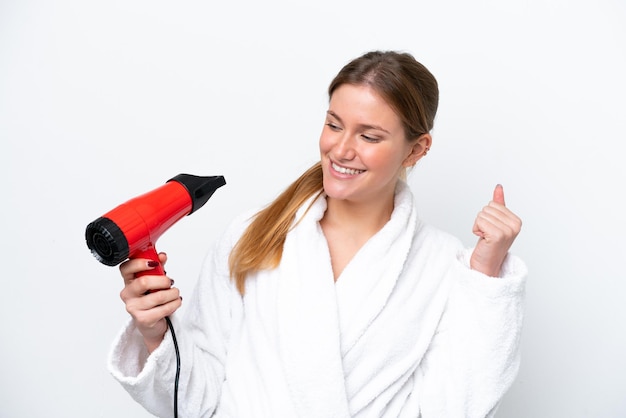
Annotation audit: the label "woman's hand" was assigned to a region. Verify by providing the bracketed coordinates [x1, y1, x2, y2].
[470, 185, 522, 277]
[119, 252, 182, 352]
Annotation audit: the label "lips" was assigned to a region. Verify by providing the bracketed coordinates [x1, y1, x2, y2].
[331, 161, 365, 175]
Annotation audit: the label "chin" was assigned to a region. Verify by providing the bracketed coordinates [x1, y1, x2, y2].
[322, 177, 361, 202]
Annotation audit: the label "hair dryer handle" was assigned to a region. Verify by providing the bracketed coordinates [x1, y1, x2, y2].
[133, 246, 166, 278]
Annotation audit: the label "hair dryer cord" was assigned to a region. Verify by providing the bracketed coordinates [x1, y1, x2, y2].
[165, 316, 181, 418]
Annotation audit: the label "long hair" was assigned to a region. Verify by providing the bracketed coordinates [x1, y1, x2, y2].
[228, 51, 439, 295]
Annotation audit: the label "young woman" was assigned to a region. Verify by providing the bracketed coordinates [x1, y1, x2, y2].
[109, 50, 527, 417]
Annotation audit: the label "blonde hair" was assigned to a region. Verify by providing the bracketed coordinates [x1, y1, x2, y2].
[228, 51, 439, 295]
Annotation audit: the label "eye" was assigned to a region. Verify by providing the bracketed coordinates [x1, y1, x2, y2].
[361, 134, 381, 143]
[326, 122, 341, 131]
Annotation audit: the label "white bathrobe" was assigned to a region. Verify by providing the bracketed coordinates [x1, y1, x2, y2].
[108, 181, 527, 418]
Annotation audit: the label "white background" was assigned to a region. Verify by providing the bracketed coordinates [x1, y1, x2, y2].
[1, 0, 625, 417]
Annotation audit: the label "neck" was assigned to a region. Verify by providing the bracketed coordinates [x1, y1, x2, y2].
[319, 187, 398, 281]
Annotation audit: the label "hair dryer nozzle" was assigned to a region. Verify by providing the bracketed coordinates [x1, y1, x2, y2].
[85, 217, 130, 266]
[168, 174, 226, 214]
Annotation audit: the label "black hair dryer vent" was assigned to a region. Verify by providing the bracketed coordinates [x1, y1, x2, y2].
[85, 174, 226, 276]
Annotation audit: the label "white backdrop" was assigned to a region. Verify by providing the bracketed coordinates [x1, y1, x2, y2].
[1, 0, 625, 417]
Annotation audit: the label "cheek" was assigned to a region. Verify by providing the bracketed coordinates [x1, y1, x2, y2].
[374, 151, 412, 179]
[318, 132, 332, 155]
[363, 146, 401, 170]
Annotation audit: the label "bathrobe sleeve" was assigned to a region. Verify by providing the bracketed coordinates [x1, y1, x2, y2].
[107, 214, 247, 418]
[414, 248, 527, 418]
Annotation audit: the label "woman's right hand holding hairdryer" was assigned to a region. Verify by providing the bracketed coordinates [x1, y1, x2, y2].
[119, 252, 182, 353]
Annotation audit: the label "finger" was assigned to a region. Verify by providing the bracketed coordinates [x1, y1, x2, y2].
[480, 203, 522, 232]
[134, 286, 180, 310]
[472, 221, 485, 239]
[121, 274, 174, 300]
[493, 184, 505, 206]
[473, 214, 508, 241]
[157, 252, 168, 266]
[473, 211, 504, 238]
[128, 289, 180, 317]
[473, 208, 521, 244]
[134, 296, 183, 326]
[120, 258, 161, 282]
[122, 284, 179, 314]
[127, 292, 183, 328]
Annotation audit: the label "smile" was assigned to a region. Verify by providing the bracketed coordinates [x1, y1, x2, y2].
[332, 162, 365, 175]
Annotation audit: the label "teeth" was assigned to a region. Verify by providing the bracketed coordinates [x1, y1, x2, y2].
[332, 162, 364, 175]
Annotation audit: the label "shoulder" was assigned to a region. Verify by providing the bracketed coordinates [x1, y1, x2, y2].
[414, 221, 465, 254]
[203, 206, 260, 269]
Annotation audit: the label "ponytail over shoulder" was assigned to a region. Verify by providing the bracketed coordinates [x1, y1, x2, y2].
[228, 162, 324, 295]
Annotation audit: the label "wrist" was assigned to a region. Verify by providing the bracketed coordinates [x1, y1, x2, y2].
[144, 337, 164, 354]
[469, 254, 503, 278]
[137, 319, 168, 353]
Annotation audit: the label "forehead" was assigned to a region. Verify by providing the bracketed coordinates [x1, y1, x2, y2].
[328, 84, 403, 131]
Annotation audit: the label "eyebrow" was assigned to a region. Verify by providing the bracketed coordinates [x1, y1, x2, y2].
[326, 110, 391, 134]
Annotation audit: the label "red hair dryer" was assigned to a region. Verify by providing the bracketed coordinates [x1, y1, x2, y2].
[85, 174, 226, 275]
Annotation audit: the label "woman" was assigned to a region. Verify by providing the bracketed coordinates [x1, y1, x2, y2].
[109, 50, 527, 417]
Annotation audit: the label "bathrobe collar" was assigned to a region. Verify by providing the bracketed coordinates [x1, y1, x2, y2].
[276, 180, 417, 418]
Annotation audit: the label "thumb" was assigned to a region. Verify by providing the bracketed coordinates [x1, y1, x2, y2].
[493, 184, 505, 205]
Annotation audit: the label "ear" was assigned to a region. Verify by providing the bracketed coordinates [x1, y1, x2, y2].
[402, 133, 432, 167]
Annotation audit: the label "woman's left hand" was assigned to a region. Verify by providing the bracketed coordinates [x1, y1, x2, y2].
[470, 184, 522, 277]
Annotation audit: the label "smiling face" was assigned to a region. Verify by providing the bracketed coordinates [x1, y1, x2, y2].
[319, 83, 429, 206]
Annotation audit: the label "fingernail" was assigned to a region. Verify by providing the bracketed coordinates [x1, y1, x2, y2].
[147, 260, 159, 268]
[180, 296, 183, 302]
[170, 279, 175, 286]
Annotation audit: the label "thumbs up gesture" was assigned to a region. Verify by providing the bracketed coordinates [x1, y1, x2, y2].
[470, 184, 522, 277]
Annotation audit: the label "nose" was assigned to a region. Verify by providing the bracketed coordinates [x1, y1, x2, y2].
[333, 132, 356, 161]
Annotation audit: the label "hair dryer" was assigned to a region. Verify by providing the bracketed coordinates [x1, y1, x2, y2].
[85, 174, 226, 276]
